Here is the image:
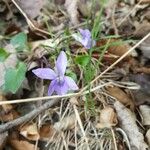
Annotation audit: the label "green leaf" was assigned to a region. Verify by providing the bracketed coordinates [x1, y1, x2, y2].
[75, 55, 90, 66]
[0, 48, 10, 62]
[84, 64, 95, 84]
[10, 32, 28, 52]
[4, 62, 27, 93]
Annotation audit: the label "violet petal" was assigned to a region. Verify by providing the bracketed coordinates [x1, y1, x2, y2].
[56, 51, 67, 76]
[79, 29, 91, 38]
[32, 68, 57, 80]
[48, 79, 57, 96]
[65, 76, 79, 90]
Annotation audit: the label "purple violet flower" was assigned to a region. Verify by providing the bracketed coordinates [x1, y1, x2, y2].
[32, 51, 79, 95]
[78, 29, 96, 49]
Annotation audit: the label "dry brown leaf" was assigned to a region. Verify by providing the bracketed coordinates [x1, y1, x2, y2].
[15, 0, 45, 19]
[0, 92, 19, 122]
[134, 67, 150, 74]
[0, 110, 19, 122]
[0, 132, 8, 150]
[134, 22, 150, 38]
[9, 139, 38, 150]
[96, 39, 131, 62]
[54, 114, 76, 131]
[134, 22, 150, 59]
[139, 105, 150, 126]
[130, 74, 150, 105]
[96, 106, 117, 128]
[107, 86, 134, 109]
[146, 129, 150, 146]
[114, 101, 148, 150]
[0, 92, 13, 111]
[20, 123, 39, 141]
[39, 124, 57, 141]
[65, 0, 80, 25]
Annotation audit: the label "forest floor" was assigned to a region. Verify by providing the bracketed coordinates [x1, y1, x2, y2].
[0, 0, 150, 150]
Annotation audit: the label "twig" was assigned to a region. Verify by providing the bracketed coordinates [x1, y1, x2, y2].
[0, 99, 59, 133]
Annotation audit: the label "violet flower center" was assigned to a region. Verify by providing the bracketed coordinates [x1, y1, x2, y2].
[56, 76, 64, 85]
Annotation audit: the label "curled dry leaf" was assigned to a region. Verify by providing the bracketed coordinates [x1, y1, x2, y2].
[139, 105, 150, 126]
[65, 0, 80, 25]
[0, 132, 8, 150]
[146, 129, 150, 146]
[54, 114, 76, 131]
[96, 106, 118, 128]
[114, 101, 148, 150]
[106, 86, 134, 109]
[20, 123, 39, 141]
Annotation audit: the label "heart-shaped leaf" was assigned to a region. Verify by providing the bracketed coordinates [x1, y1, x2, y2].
[10, 32, 28, 52]
[75, 55, 90, 66]
[4, 62, 27, 93]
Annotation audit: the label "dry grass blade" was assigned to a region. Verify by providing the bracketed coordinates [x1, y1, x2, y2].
[11, 0, 50, 35]
[73, 105, 90, 150]
[0, 82, 111, 105]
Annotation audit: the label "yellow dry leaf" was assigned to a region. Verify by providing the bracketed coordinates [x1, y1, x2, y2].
[20, 123, 39, 141]
[96, 106, 117, 128]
